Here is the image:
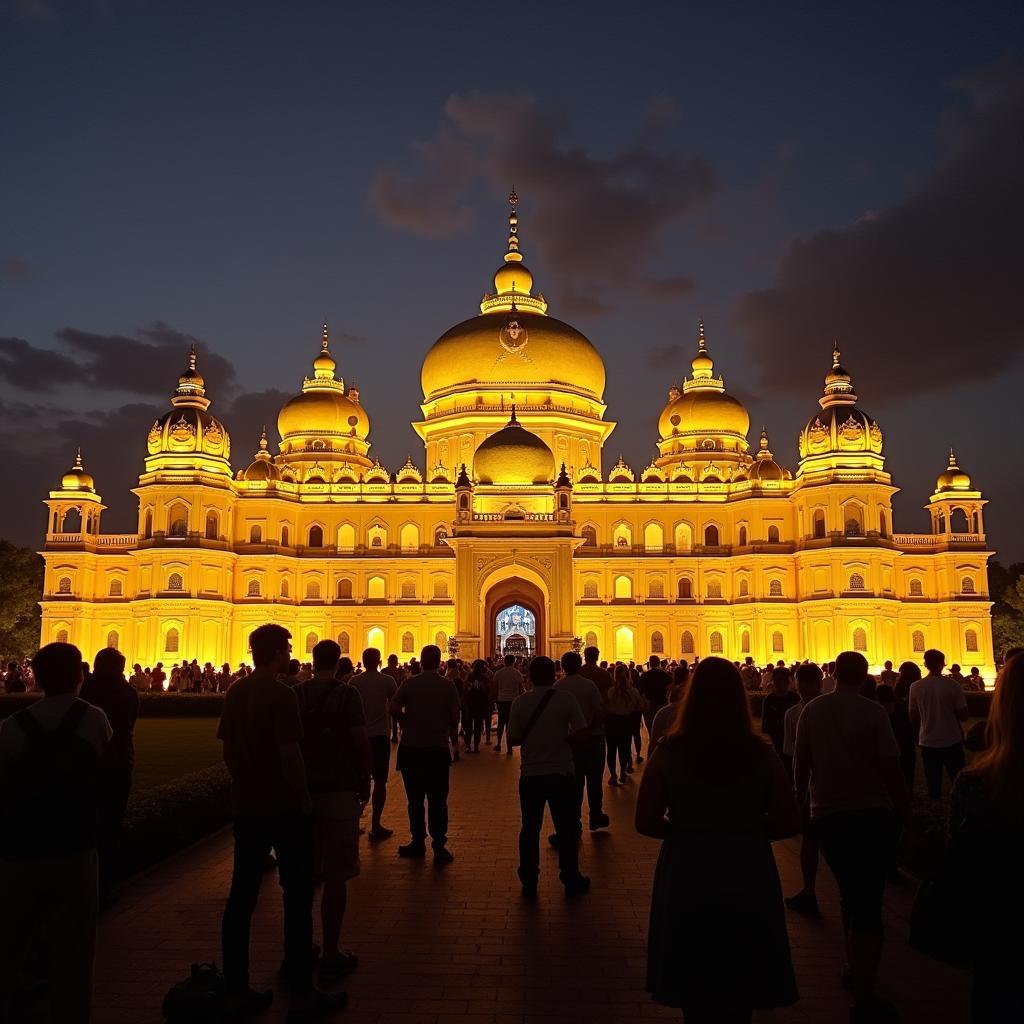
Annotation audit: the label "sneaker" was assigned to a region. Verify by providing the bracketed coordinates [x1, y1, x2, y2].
[318, 951, 358, 982]
[589, 813, 610, 831]
[224, 987, 273, 1022]
[368, 826, 393, 843]
[433, 847, 455, 866]
[286, 989, 349, 1022]
[398, 842, 426, 859]
[784, 890, 820, 917]
[279, 945, 321, 987]
[564, 875, 591, 898]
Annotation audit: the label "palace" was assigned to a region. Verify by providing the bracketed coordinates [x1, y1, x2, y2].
[39, 195, 995, 677]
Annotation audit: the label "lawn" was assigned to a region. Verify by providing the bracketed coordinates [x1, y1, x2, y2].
[133, 717, 222, 791]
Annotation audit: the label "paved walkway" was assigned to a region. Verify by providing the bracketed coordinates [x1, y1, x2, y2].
[94, 743, 969, 1024]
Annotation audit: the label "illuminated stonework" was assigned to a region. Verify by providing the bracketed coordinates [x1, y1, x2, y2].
[39, 198, 996, 678]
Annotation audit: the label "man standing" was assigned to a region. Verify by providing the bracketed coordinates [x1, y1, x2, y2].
[740, 656, 761, 692]
[794, 651, 910, 1022]
[637, 655, 672, 759]
[493, 654, 523, 755]
[219, 624, 345, 1021]
[80, 646, 139, 907]
[0, 642, 112, 1024]
[579, 645, 614, 705]
[351, 647, 397, 842]
[389, 645, 461, 864]
[509, 656, 590, 898]
[295, 640, 371, 984]
[879, 661, 899, 687]
[908, 648, 968, 799]
[554, 651, 609, 835]
[383, 653, 405, 743]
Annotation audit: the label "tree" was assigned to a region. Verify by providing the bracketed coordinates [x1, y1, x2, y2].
[988, 561, 1024, 660]
[0, 541, 43, 661]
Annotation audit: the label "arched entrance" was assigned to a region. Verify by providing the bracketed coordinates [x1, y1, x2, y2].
[483, 577, 545, 658]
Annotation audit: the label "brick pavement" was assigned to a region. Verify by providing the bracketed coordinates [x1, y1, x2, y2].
[93, 743, 970, 1024]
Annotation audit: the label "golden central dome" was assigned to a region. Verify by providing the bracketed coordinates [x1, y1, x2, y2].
[474, 409, 555, 485]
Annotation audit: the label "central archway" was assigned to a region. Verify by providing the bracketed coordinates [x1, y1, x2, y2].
[483, 576, 546, 658]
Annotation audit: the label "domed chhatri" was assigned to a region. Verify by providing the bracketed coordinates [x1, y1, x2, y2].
[277, 323, 371, 466]
[145, 346, 232, 475]
[474, 407, 555, 486]
[243, 427, 281, 482]
[936, 448, 973, 493]
[60, 448, 96, 492]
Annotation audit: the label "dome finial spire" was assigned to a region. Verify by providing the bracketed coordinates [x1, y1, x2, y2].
[188, 343, 197, 372]
[698, 318, 707, 352]
[322, 320, 330, 352]
[504, 187, 522, 263]
[832, 342, 841, 368]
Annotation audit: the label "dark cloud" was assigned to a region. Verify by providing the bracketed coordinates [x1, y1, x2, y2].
[0, 258, 32, 282]
[735, 58, 1024, 401]
[0, 337, 81, 389]
[645, 344, 687, 371]
[370, 91, 716, 313]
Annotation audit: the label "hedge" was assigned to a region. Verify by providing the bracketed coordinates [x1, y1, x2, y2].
[118, 763, 232, 881]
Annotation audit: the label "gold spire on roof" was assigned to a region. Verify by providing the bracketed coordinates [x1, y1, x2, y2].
[505, 188, 521, 263]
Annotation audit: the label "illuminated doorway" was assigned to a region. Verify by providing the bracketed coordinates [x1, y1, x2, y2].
[495, 604, 536, 657]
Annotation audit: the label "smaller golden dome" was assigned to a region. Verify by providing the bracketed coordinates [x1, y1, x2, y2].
[494, 261, 534, 297]
[60, 449, 95, 491]
[936, 449, 972, 492]
[474, 408, 554, 485]
[244, 427, 280, 481]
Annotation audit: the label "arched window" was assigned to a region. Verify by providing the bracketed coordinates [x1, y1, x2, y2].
[246, 579, 261, 598]
[581, 525, 597, 547]
[677, 577, 692, 600]
[308, 525, 324, 548]
[367, 576, 386, 600]
[812, 509, 827, 539]
[338, 631, 350, 654]
[644, 522, 664, 552]
[205, 511, 219, 540]
[167, 572, 184, 592]
[56, 628, 69, 644]
[648, 578, 665, 599]
[704, 524, 720, 547]
[108, 578, 123, 597]
[435, 631, 448, 650]
[767, 525, 781, 544]
[305, 632, 318, 654]
[336, 578, 353, 600]
[706, 579, 722, 599]
[709, 631, 723, 654]
[879, 511, 889, 538]
[908, 578, 924, 597]
[965, 629, 979, 653]
[56, 576, 72, 595]
[281, 579, 290, 599]
[400, 580, 416, 600]
[651, 630, 665, 654]
[368, 525, 387, 549]
[768, 579, 783, 597]
[674, 522, 693, 552]
[143, 509, 153, 539]
[338, 523, 356, 551]
[401, 631, 415, 653]
[106, 630, 119, 650]
[400, 523, 419, 552]
[961, 576, 976, 595]
[165, 627, 180, 653]
[738, 578, 749, 597]
[912, 629, 925, 653]
[168, 505, 188, 537]
[305, 580, 321, 600]
[740, 630, 751, 654]
[844, 506, 864, 537]
[433, 526, 448, 547]
[433, 579, 449, 600]
[613, 523, 632, 549]
[585, 630, 598, 649]
[249, 524, 262, 544]
[681, 630, 695, 654]
[849, 573, 865, 591]
[772, 631, 784, 653]
[614, 575, 632, 599]
[853, 627, 868, 652]
[738, 525, 748, 546]
[281, 525, 290, 547]
[582, 579, 599, 600]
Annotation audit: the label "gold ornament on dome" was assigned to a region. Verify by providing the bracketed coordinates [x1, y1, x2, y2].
[170, 414, 197, 444]
[807, 418, 829, 451]
[869, 422, 883, 451]
[839, 414, 865, 444]
[204, 421, 223, 447]
[147, 421, 162, 453]
[495, 314, 533, 366]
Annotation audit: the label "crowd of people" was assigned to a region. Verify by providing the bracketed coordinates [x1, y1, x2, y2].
[0, 632, 1020, 1024]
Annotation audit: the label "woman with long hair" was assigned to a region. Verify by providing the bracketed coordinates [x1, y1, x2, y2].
[893, 660, 921, 704]
[636, 657, 800, 1024]
[606, 664, 643, 785]
[949, 653, 1024, 1021]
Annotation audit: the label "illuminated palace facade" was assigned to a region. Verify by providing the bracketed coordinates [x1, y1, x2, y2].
[39, 197, 995, 677]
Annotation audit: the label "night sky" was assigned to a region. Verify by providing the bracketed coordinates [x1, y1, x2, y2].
[2, 1, 1022, 559]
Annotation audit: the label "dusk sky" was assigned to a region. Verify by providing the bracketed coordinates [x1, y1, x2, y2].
[1, 1, 1022, 559]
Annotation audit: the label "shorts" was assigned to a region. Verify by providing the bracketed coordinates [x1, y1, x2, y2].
[312, 791, 361, 881]
[814, 807, 894, 934]
[369, 735, 391, 782]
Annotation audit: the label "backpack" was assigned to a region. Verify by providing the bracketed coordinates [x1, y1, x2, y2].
[298, 683, 352, 794]
[0, 699, 99, 859]
[162, 962, 225, 1023]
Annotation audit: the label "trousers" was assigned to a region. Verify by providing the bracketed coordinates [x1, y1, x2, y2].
[397, 745, 451, 848]
[572, 736, 606, 824]
[518, 773, 581, 884]
[921, 742, 965, 799]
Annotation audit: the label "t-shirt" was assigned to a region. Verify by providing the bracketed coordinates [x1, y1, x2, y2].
[579, 663, 614, 704]
[293, 676, 366, 793]
[908, 675, 968, 748]
[509, 687, 586, 778]
[554, 674, 604, 732]
[879, 669, 899, 687]
[351, 669, 397, 737]
[638, 668, 672, 710]
[393, 670, 461, 749]
[782, 700, 804, 757]
[217, 669, 305, 816]
[494, 666, 524, 702]
[0, 693, 112, 764]
[793, 689, 900, 818]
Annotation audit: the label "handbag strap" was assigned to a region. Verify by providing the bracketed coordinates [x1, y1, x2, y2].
[520, 688, 557, 744]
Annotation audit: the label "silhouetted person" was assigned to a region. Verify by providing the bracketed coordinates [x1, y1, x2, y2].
[636, 657, 800, 1024]
[0, 642, 112, 1024]
[909, 649, 968, 799]
[389, 645, 461, 863]
[638, 655, 672, 759]
[493, 654, 523, 754]
[80, 646, 139, 906]
[351, 647, 397, 842]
